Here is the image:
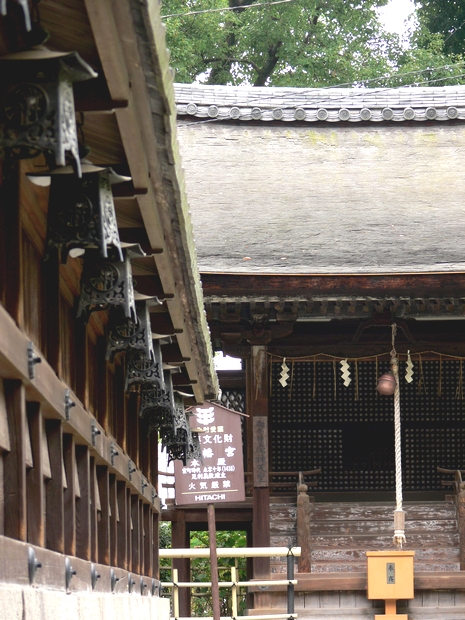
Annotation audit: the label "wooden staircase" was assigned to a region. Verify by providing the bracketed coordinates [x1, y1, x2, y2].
[269, 498, 460, 574]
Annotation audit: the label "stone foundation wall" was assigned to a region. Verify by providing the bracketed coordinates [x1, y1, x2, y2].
[0, 584, 170, 620]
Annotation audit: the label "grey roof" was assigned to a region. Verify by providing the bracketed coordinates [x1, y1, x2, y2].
[175, 85, 465, 276]
[175, 84, 465, 123]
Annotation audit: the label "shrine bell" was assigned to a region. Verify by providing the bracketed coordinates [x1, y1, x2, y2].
[27, 161, 129, 262]
[0, 48, 97, 173]
[377, 372, 397, 395]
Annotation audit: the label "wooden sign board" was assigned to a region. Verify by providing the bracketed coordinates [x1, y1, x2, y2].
[174, 402, 245, 505]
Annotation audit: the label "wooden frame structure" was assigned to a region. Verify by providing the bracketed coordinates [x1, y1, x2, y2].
[0, 1, 217, 617]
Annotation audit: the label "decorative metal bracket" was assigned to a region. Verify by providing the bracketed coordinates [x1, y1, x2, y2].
[110, 442, 119, 466]
[91, 420, 101, 447]
[64, 389, 76, 421]
[110, 568, 120, 593]
[128, 460, 136, 481]
[27, 341, 41, 379]
[90, 563, 100, 590]
[27, 547, 42, 585]
[140, 577, 148, 595]
[65, 556, 76, 591]
[152, 488, 158, 504]
[151, 578, 160, 597]
[141, 477, 148, 495]
[128, 572, 135, 594]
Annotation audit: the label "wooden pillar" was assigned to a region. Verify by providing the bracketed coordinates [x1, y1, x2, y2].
[153, 510, 160, 579]
[109, 473, 118, 567]
[117, 480, 128, 569]
[27, 402, 45, 547]
[63, 433, 77, 556]
[172, 511, 190, 617]
[2, 164, 22, 324]
[127, 393, 139, 467]
[45, 419, 64, 552]
[143, 503, 153, 577]
[75, 444, 91, 560]
[97, 465, 110, 565]
[96, 336, 108, 428]
[3, 380, 26, 541]
[89, 456, 98, 562]
[44, 247, 60, 373]
[248, 345, 270, 578]
[296, 483, 312, 573]
[131, 493, 140, 573]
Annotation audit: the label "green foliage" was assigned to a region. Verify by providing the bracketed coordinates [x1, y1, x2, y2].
[190, 529, 248, 617]
[162, 0, 465, 88]
[415, 0, 465, 55]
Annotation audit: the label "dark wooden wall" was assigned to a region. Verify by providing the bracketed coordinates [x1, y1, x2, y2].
[0, 159, 160, 578]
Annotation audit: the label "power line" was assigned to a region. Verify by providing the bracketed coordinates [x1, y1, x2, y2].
[162, 0, 298, 19]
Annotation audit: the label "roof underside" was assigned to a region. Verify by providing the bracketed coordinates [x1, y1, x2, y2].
[175, 85, 465, 276]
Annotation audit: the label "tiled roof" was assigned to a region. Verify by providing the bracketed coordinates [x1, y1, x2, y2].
[175, 84, 465, 123]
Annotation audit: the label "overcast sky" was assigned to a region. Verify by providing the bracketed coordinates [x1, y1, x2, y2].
[378, 0, 416, 36]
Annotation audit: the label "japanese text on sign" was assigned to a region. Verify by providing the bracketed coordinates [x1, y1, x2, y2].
[174, 403, 245, 505]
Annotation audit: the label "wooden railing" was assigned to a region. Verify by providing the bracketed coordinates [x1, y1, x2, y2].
[438, 467, 465, 570]
[244, 469, 321, 495]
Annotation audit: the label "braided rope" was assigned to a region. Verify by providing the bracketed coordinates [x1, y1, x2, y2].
[391, 324, 406, 548]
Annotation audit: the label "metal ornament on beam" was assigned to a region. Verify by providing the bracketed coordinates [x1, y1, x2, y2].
[0, 48, 97, 174]
[27, 161, 129, 263]
[77, 244, 144, 322]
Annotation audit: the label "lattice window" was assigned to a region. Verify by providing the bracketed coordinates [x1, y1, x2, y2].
[271, 361, 465, 492]
[221, 389, 245, 414]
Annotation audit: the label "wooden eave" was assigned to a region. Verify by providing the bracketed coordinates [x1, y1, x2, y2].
[37, 0, 218, 401]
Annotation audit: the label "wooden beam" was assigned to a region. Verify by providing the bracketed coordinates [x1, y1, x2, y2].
[109, 474, 118, 567]
[201, 272, 465, 300]
[131, 494, 140, 573]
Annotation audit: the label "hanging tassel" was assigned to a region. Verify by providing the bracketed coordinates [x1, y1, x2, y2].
[405, 350, 414, 384]
[340, 359, 351, 387]
[279, 357, 290, 388]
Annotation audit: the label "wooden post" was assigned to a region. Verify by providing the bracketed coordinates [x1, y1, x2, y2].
[97, 465, 110, 565]
[75, 444, 91, 560]
[2, 164, 22, 324]
[296, 482, 312, 573]
[248, 345, 271, 578]
[172, 510, 190, 616]
[109, 473, 118, 567]
[117, 480, 128, 569]
[45, 419, 64, 552]
[89, 456, 98, 562]
[63, 433, 76, 556]
[27, 402, 45, 547]
[208, 503, 221, 620]
[144, 503, 153, 577]
[44, 247, 60, 373]
[3, 380, 27, 541]
[131, 493, 140, 573]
